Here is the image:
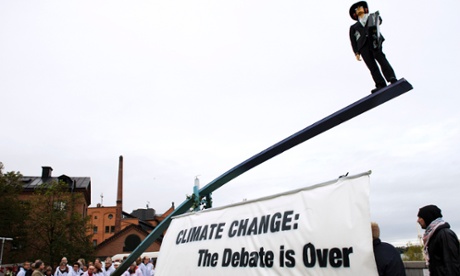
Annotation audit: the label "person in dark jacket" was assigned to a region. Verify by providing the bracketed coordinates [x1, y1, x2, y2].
[349, 1, 397, 93]
[371, 222, 406, 276]
[417, 204, 460, 275]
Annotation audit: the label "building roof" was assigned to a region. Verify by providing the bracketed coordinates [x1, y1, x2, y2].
[122, 211, 156, 231]
[96, 223, 163, 250]
[20, 167, 92, 205]
[21, 175, 91, 190]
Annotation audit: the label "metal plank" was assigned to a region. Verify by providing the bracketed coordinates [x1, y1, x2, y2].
[112, 78, 412, 276]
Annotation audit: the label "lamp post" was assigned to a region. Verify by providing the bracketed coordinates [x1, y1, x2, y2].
[0, 237, 13, 267]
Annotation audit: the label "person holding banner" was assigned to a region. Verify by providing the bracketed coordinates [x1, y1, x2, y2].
[417, 205, 460, 275]
[349, 1, 397, 93]
[371, 222, 406, 276]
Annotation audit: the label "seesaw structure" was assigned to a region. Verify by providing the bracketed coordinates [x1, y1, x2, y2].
[112, 78, 413, 276]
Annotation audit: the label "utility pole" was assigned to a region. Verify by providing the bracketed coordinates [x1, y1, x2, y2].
[0, 237, 13, 267]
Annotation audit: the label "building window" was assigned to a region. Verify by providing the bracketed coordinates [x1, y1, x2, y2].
[94, 216, 98, 219]
[53, 201, 66, 211]
[93, 226, 98, 234]
[93, 240, 97, 247]
[111, 226, 115, 233]
[108, 214, 113, 219]
[124, 234, 141, 252]
[105, 226, 109, 233]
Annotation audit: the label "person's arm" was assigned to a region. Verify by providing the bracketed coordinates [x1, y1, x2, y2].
[349, 26, 361, 61]
[439, 230, 460, 275]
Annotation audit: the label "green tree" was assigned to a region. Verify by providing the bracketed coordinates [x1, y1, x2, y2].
[0, 163, 30, 262]
[26, 180, 94, 265]
[401, 242, 424, 261]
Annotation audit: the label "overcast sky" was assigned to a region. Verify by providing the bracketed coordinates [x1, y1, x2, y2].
[1, 0, 459, 246]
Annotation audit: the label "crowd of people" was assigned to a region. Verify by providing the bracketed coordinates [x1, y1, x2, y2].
[13, 256, 155, 276]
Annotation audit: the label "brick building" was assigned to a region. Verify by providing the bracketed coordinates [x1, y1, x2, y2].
[19, 166, 91, 215]
[88, 156, 175, 258]
[0, 166, 91, 264]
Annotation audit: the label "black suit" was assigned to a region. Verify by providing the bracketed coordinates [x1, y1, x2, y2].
[349, 15, 396, 88]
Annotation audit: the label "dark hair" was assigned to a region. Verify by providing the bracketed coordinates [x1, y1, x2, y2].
[34, 262, 43, 269]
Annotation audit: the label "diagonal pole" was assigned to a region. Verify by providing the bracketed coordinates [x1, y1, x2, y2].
[112, 78, 413, 276]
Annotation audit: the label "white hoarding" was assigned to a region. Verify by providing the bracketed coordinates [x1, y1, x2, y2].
[156, 172, 377, 275]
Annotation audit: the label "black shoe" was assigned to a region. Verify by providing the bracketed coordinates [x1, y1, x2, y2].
[389, 78, 398, 84]
[371, 86, 386, 94]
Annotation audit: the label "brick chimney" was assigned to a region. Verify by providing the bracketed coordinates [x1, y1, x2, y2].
[41, 166, 53, 179]
[115, 156, 123, 232]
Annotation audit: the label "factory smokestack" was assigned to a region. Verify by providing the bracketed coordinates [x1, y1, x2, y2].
[115, 155, 123, 232]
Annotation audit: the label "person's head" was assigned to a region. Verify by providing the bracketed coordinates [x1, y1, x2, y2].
[61, 257, 68, 265]
[35, 261, 45, 271]
[128, 262, 137, 274]
[44, 266, 52, 276]
[113, 262, 120, 270]
[78, 259, 86, 266]
[82, 265, 88, 272]
[136, 257, 141, 265]
[418, 204, 442, 229]
[142, 257, 149, 264]
[87, 266, 95, 274]
[94, 261, 102, 270]
[73, 263, 80, 272]
[23, 262, 31, 270]
[349, 1, 369, 20]
[94, 258, 102, 266]
[59, 262, 67, 270]
[105, 257, 112, 267]
[371, 222, 380, 240]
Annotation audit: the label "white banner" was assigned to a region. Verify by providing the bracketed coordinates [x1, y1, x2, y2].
[155, 172, 378, 275]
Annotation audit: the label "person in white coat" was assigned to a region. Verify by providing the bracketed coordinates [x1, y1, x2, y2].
[59, 258, 73, 272]
[92, 261, 104, 276]
[81, 266, 94, 276]
[121, 263, 142, 276]
[103, 258, 115, 276]
[70, 263, 82, 276]
[138, 257, 153, 276]
[54, 262, 70, 276]
[17, 262, 31, 276]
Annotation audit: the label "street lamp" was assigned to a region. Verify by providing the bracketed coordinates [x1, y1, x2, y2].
[0, 237, 13, 267]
